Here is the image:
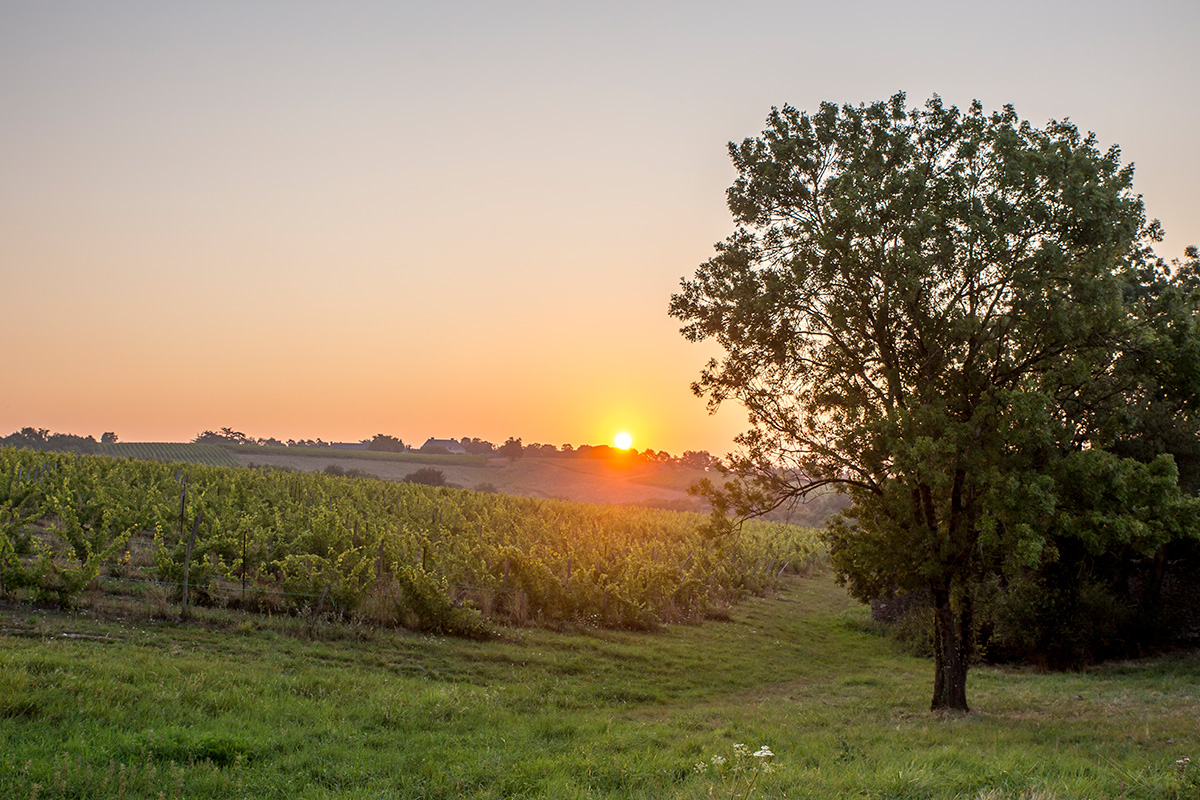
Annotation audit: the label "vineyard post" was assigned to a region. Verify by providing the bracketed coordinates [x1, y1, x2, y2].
[304, 583, 332, 636]
[182, 508, 203, 619]
[314, 583, 331, 617]
[178, 476, 187, 543]
[312, 582, 331, 623]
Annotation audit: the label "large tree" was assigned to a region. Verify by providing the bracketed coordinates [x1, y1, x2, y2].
[670, 94, 1199, 711]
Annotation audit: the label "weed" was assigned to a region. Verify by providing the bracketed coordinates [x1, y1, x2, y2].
[689, 743, 777, 799]
[1176, 757, 1199, 800]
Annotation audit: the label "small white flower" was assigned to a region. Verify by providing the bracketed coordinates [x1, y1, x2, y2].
[754, 746, 774, 758]
[693, 762, 707, 775]
[733, 743, 749, 755]
[711, 755, 726, 766]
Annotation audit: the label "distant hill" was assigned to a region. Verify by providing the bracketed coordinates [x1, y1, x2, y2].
[230, 449, 708, 508]
[229, 449, 849, 526]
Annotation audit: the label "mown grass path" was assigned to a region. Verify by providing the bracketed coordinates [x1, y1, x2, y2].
[1, 575, 1197, 799]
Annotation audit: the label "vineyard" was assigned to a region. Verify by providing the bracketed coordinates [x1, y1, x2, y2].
[95, 442, 241, 467]
[223, 443, 488, 466]
[0, 446, 824, 633]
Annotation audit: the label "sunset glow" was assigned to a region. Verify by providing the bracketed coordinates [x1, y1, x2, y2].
[1, 5, 1195, 454]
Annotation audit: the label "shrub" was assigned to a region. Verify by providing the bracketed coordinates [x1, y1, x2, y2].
[404, 467, 446, 487]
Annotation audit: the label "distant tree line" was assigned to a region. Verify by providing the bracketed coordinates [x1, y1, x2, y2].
[190, 429, 721, 469]
[5, 425, 720, 471]
[193, 428, 332, 448]
[1, 427, 100, 455]
[455, 436, 719, 469]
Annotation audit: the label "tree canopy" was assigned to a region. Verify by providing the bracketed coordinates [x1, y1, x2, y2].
[671, 93, 1200, 711]
[366, 433, 406, 453]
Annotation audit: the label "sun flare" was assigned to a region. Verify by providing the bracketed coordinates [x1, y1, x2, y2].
[613, 431, 633, 450]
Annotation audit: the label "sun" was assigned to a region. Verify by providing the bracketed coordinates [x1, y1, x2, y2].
[613, 431, 633, 450]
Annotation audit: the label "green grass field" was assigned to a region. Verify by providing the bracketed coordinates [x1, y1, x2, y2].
[2, 573, 1196, 799]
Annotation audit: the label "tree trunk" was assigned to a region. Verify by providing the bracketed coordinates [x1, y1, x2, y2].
[1141, 543, 1170, 642]
[930, 580, 972, 712]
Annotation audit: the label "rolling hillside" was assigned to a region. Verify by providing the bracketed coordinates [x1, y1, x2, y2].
[232, 450, 713, 510]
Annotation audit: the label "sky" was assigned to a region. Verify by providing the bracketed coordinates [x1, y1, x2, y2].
[2, 0, 1198, 456]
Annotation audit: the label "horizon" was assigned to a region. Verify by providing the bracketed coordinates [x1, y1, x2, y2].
[2, 424, 721, 458]
[3, 2, 1197, 457]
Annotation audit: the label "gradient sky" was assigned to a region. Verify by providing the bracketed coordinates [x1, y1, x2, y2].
[3, 1, 1198, 455]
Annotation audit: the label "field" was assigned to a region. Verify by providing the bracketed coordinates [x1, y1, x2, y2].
[229, 450, 715, 510]
[3, 445, 1197, 799]
[225, 444, 488, 468]
[95, 442, 241, 468]
[22, 439, 837, 521]
[1, 573, 1197, 799]
[0, 447, 821, 631]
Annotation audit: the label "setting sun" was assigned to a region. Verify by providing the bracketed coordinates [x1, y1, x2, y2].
[613, 431, 633, 450]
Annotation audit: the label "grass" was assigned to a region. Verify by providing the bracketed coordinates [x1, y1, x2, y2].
[1, 573, 1197, 799]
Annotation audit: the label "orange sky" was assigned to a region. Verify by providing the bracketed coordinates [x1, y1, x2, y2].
[2, 2, 1197, 456]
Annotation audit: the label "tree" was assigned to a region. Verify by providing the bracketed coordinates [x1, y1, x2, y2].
[367, 433, 406, 453]
[2, 427, 95, 454]
[101, 432, 118, 444]
[678, 450, 717, 470]
[194, 428, 251, 445]
[3, 428, 50, 448]
[498, 437, 523, 461]
[460, 437, 496, 456]
[670, 94, 1199, 711]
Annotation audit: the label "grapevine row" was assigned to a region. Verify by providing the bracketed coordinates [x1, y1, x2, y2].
[0, 446, 825, 632]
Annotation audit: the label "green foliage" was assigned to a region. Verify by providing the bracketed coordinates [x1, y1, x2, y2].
[672, 93, 1200, 710]
[0, 446, 817, 631]
[404, 467, 447, 486]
